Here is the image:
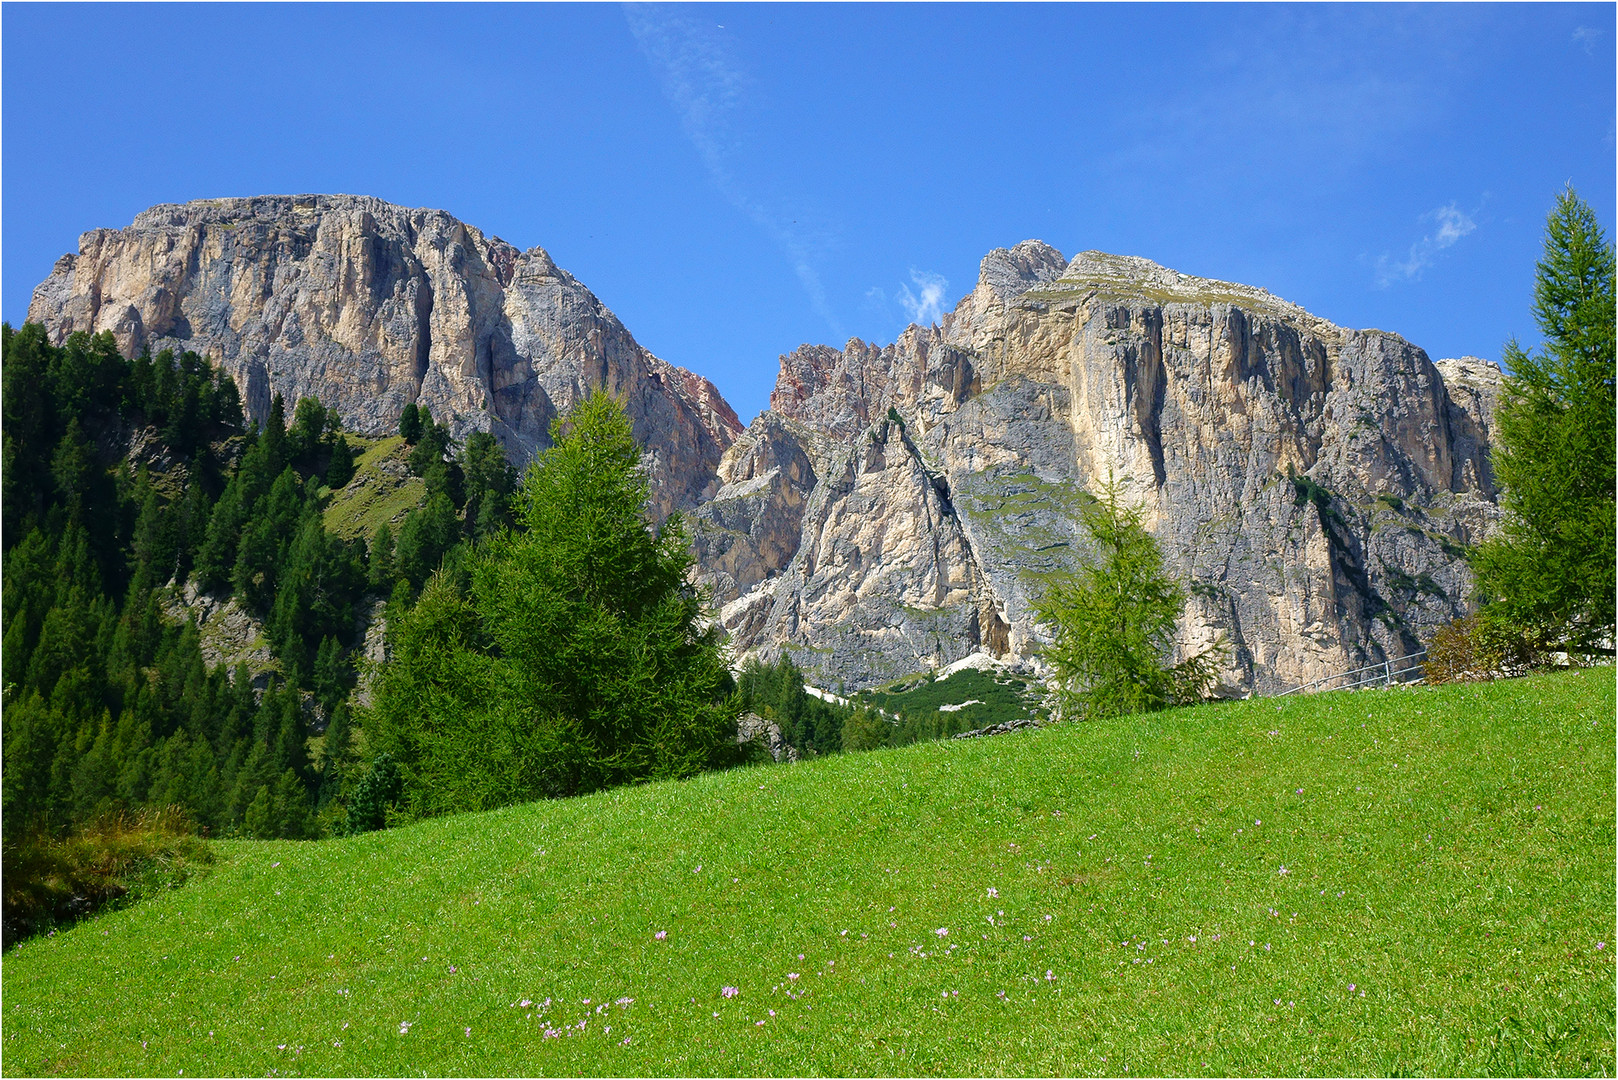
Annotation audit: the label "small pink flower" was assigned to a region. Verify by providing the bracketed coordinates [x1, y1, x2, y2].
[1599, 942, 1607, 950]
[935, 927, 949, 937]
[756, 1019, 766, 1026]
[788, 972, 799, 980]
[1348, 983, 1356, 991]
[721, 986, 739, 999]
[987, 887, 999, 898]
[464, 1027, 471, 1036]
[769, 1009, 776, 1016]
[1045, 970, 1055, 982]
[654, 930, 667, 940]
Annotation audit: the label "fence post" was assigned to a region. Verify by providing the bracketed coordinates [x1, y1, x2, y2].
[1384, 657, 1392, 687]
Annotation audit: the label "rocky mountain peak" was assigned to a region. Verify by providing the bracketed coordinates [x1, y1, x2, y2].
[694, 244, 1503, 693]
[25, 202, 1506, 696]
[1035, 250, 1321, 325]
[26, 195, 741, 517]
[975, 239, 1069, 305]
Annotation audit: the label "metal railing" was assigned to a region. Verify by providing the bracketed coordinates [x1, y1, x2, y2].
[1277, 649, 1428, 697]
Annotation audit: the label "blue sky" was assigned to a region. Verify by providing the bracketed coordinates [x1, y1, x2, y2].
[4, 3, 1613, 423]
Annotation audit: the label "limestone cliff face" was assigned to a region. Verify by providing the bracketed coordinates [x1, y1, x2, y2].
[27, 195, 741, 516]
[692, 243, 1503, 694]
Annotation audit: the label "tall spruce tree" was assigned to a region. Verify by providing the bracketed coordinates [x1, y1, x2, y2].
[1470, 188, 1617, 656]
[364, 392, 739, 819]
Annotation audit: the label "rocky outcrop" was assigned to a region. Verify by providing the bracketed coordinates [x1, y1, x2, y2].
[736, 713, 800, 763]
[692, 243, 1503, 695]
[27, 195, 742, 517]
[161, 581, 278, 690]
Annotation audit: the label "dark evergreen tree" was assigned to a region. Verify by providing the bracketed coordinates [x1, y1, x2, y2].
[368, 523, 396, 591]
[394, 492, 460, 592]
[286, 396, 328, 468]
[459, 431, 517, 539]
[344, 753, 402, 834]
[325, 434, 355, 488]
[398, 402, 422, 443]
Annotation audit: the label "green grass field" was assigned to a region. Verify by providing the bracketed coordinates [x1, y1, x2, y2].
[4, 668, 1613, 1076]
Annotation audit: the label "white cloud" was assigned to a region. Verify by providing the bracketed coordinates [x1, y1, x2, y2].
[896, 270, 949, 326]
[1375, 203, 1477, 287]
[624, 5, 839, 332]
[1573, 25, 1602, 54]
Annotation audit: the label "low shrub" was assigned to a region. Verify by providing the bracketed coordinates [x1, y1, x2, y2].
[1, 806, 214, 947]
[1424, 612, 1545, 683]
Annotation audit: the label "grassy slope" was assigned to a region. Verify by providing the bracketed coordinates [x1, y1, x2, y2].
[322, 435, 426, 542]
[4, 669, 1613, 1077]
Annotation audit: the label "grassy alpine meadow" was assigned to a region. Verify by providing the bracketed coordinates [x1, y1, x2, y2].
[4, 667, 1613, 1077]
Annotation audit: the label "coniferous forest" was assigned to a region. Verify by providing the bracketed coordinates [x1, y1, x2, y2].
[0, 323, 519, 847]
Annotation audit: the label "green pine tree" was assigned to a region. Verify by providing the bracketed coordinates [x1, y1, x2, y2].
[1470, 187, 1616, 658]
[1036, 478, 1221, 720]
[363, 392, 739, 821]
[398, 402, 422, 443]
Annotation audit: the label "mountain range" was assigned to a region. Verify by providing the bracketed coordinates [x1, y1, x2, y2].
[27, 195, 1504, 694]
